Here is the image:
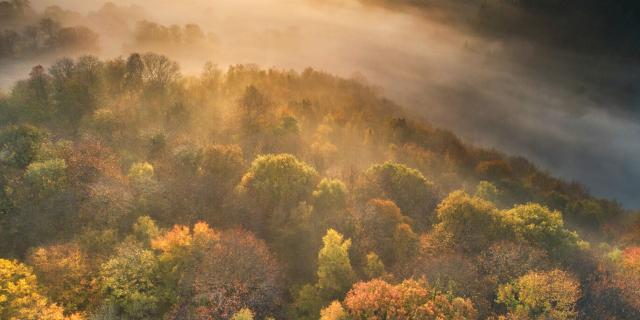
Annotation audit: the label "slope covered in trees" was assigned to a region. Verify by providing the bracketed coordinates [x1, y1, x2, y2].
[0, 53, 638, 319]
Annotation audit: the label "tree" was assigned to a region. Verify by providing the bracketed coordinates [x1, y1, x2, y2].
[237, 154, 319, 234]
[98, 241, 163, 319]
[503, 203, 583, 257]
[131, 215, 161, 247]
[363, 252, 386, 280]
[49, 56, 105, 131]
[78, 181, 134, 233]
[231, 308, 254, 320]
[475, 181, 502, 205]
[317, 229, 356, 300]
[313, 178, 348, 214]
[497, 269, 581, 320]
[124, 53, 144, 91]
[312, 178, 349, 230]
[198, 144, 246, 221]
[127, 162, 167, 221]
[356, 199, 417, 267]
[0, 124, 47, 169]
[140, 52, 180, 95]
[239, 85, 273, 136]
[320, 301, 348, 320]
[342, 279, 477, 320]
[475, 241, 552, 290]
[188, 229, 283, 320]
[11, 65, 53, 122]
[433, 190, 503, 252]
[0, 259, 68, 320]
[24, 158, 67, 197]
[27, 243, 92, 313]
[292, 229, 356, 320]
[9, 158, 73, 251]
[290, 284, 324, 320]
[358, 162, 438, 229]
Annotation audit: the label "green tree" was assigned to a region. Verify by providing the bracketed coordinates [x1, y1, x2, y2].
[290, 284, 324, 320]
[317, 229, 356, 300]
[0, 124, 47, 169]
[98, 241, 163, 319]
[24, 158, 67, 197]
[49, 56, 105, 131]
[292, 229, 356, 320]
[10, 65, 53, 122]
[9, 158, 72, 251]
[237, 153, 319, 234]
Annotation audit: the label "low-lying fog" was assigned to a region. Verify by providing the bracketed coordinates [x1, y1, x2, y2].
[4, 0, 639, 207]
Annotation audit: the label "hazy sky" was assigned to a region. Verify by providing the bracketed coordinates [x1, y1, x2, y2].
[9, 0, 640, 207]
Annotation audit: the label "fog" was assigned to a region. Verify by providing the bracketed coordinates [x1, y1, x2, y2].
[4, 0, 639, 207]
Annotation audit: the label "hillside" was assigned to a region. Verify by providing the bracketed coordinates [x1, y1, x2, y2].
[0, 53, 639, 319]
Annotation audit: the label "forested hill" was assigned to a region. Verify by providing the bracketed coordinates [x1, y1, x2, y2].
[0, 53, 639, 319]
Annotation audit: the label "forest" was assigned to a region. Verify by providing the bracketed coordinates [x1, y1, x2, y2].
[1, 1, 640, 320]
[0, 52, 638, 320]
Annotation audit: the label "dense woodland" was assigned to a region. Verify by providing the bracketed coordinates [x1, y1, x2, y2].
[0, 50, 638, 320]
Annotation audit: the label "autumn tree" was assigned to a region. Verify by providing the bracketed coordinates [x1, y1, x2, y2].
[0, 259, 68, 320]
[291, 229, 356, 320]
[189, 229, 283, 319]
[358, 162, 438, 229]
[356, 199, 418, 268]
[475, 241, 552, 291]
[342, 279, 477, 319]
[231, 308, 255, 320]
[496, 269, 581, 320]
[27, 243, 92, 313]
[433, 190, 504, 252]
[320, 301, 348, 320]
[503, 203, 583, 257]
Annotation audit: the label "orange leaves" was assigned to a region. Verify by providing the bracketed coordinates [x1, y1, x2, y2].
[343, 279, 476, 320]
[151, 221, 219, 259]
[622, 247, 640, 273]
